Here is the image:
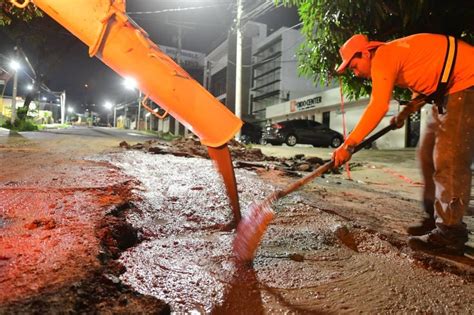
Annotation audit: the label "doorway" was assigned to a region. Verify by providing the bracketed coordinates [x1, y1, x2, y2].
[405, 110, 421, 147]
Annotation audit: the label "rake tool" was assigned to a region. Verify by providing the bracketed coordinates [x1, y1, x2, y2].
[233, 96, 426, 262]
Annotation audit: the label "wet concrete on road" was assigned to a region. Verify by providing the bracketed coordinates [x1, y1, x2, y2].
[1, 131, 473, 313]
[103, 150, 473, 313]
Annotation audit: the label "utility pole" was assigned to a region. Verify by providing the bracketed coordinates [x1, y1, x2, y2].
[234, 0, 243, 139]
[177, 23, 183, 66]
[136, 90, 142, 130]
[113, 105, 117, 127]
[10, 47, 19, 124]
[175, 2, 183, 136]
[60, 91, 66, 124]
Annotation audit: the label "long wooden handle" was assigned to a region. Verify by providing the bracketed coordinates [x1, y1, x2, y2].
[263, 96, 428, 206]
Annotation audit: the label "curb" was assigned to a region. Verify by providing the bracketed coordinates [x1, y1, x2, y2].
[0, 127, 19, 136]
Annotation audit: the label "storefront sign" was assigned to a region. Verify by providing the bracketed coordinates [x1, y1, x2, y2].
[290, 96, 322, 112]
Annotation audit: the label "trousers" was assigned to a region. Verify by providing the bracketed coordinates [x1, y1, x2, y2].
[418, 87, 474, 232]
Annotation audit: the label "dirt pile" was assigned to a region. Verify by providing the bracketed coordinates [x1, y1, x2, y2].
[120, 137, 270, 161]
[119, 137, 338, 175]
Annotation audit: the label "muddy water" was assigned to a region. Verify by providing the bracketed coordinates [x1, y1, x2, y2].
[106, 151, 473, 313]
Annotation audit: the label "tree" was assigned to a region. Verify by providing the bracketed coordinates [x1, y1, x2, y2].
[277, 0, 474, 100]
[0, 1, 42, 26]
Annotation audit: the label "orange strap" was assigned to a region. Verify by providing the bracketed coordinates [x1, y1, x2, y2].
[427, 35, 457, 114]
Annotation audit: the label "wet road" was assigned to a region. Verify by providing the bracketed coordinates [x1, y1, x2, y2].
[15, 126, 158, 142]
[103, 150, 473, 313]
[1, 129, 473, 313]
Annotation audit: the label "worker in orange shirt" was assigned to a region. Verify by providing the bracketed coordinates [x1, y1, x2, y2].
[333, 33, 474, 254]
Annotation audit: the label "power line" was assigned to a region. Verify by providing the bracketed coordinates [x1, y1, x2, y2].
[242, 1, 284, 21]
[127, 4, 229, 15]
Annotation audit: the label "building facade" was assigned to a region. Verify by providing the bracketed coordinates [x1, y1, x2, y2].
[204, 21, 268, 122]
[250, 26, 317, 123]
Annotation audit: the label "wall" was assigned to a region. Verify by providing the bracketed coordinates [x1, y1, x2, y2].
[280, 29, 318, 100]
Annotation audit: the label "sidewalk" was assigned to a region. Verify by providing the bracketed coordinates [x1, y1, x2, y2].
[0, 127, 12, 136]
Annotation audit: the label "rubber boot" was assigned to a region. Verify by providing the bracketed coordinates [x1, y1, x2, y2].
[406, 199, 436, 236]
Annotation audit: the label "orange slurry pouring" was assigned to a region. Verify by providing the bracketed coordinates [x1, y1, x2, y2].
[207, 144, 241, 225]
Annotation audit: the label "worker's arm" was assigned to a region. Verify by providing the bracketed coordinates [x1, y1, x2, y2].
[332, 50, 398, 167]
[346, 71, 395, 143]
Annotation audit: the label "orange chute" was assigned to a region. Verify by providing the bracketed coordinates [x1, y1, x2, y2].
[29, 0, 242, 147]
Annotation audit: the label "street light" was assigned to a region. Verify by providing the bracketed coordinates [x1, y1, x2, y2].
[104, 101, 113, 110]
[122, 76, 142, 130]
[67, 107, 74, 123]
[104, 101, 113, 127]
[9, 60, 20, 71]
[123, 76, 138, 90]
[9, 59, 21, 124]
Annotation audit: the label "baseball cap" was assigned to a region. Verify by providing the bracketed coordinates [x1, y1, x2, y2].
[336, 34, 385, 74]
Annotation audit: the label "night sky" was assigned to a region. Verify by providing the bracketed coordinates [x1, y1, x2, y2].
[0, 1, 299, 115]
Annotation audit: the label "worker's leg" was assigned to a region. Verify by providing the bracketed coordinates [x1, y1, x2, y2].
[409, 87, 474, 252]
[407, 116, 436, 235]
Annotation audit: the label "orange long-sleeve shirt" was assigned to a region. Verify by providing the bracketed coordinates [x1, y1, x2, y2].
[348, 33, 474, 144]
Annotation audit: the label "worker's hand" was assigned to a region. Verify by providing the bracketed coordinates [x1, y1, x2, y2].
[390, 114, 405, 129]
[332, 139, 357, 168]
[391, 95, 426, 129]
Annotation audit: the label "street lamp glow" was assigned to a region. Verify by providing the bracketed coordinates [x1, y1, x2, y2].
[42, 96, 47, 101]
[104, 101, 113, 110]
[26, 84, 33, 91]
[123, 76, 138, 90]
[9, 60, 21, 71]
[67, 107, 74, 113]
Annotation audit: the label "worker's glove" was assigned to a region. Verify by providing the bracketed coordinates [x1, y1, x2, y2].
[332, 139, 357, 168]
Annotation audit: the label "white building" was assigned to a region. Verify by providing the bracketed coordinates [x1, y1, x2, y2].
[250, 26, 317, 122]
[204, 21, 268, 121]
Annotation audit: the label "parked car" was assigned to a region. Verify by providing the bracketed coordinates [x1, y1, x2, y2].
[263, 119, 343, 148]
[239, 121, 263, 144]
